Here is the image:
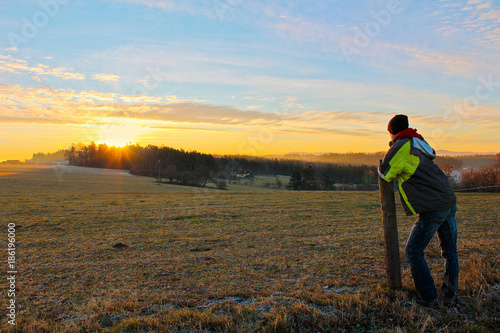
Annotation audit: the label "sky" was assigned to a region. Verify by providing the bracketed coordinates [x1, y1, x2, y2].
[1, 0, 499, 161]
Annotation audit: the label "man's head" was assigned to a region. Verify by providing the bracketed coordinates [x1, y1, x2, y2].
[388, 114, 409, 137]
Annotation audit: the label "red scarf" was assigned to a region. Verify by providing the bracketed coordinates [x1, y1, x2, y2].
[395, 128, 424, 140]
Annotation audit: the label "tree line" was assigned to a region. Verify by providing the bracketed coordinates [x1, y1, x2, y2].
[61, 143, 498, 191]
[283, 152, 464, 170]
[64, 143, 379, 189]
[453, 153, 500, 192]
[288, 163, 378, 190]
[65, 143, 218, 187]
[28, 150, 67, 164]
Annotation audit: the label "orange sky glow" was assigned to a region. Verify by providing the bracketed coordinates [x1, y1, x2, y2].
[1, 1, 499, 161]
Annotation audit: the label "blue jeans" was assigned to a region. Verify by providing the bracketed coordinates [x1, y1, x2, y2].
[405, 204, 459, 302]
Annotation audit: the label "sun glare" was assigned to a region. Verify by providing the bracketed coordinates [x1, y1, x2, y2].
[97, 125, 145, 147]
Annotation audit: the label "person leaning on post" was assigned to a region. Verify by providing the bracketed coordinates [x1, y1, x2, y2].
[378, 114, 459, 309]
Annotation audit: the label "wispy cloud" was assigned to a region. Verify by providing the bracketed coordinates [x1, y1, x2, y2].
[86, 43, 453, 111]
[4, 84, 497, 140]
[270, 16, 343, 48]
[428, 0, 500, 70]
[0, 54, 85, 80]
[109, 0, 207, 16]
[0, 84, 386, 137]
[0, 84, 276, 126]
[114, 0, 177, 10]
[261, 1, 499, 77]
[384, 43, 477, 77]
[92, 73, 120, 82]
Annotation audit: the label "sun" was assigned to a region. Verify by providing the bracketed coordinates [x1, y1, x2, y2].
[97, 124, 145, 147]
[99, 137, 132, 147]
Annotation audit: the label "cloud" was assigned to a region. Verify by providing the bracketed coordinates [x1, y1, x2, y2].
[141, 0, 175, 8]
[0, 54, 85, 80]
[246, 105, 264, 110]
[271, 16, 343, 47]
[92, 73, 120, 82]
[384, 43, 477, 77]
[130, 103, 281, 126]
[110, 0, 201, 14]
[1, 84, 498, 144]
[113, 0, 176, 10]
[0, 84, 276, 126]
[430, 0, 500, 60]
[0, 84, 383, 136]
[260, 1, 499, 77]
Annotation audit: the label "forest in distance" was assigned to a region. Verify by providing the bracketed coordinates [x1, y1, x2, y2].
[60, 142, 379, 189]
[22, 142, 500, 191]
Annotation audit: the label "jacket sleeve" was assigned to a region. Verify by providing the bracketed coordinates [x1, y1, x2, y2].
[378, 140, 407, 182]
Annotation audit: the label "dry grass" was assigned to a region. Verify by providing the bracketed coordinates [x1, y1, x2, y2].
[0, 165, 498, 332]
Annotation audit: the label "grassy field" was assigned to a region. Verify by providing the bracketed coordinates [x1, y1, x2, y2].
[0, 165, 499, 332]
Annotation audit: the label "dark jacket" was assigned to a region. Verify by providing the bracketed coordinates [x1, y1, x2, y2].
[378, 135, 456, 216]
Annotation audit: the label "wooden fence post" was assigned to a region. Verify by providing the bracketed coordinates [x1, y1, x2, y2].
[378, 176, 402, 289]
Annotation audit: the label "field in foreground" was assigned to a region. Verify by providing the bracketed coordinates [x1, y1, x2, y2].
[0, 165, 499, 332]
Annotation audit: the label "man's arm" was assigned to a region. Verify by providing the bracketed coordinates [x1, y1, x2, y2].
[378, 140, 409, 182]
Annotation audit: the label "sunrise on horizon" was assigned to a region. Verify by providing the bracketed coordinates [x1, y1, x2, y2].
[1, 0, 499, 161]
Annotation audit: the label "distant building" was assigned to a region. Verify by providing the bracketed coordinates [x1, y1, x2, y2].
[450, 170, 461, 183]
[233, 168, 254, 179]
[236, 171, 251, 178]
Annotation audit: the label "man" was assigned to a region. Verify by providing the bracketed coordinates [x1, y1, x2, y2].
[378, 114, 459, 308]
